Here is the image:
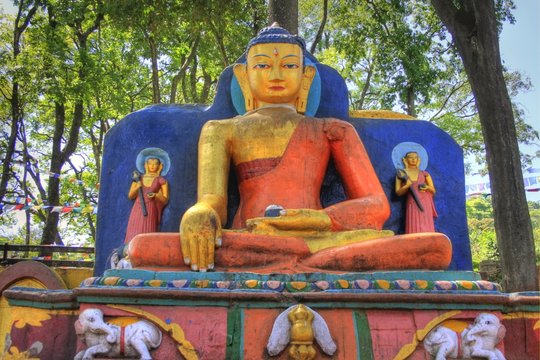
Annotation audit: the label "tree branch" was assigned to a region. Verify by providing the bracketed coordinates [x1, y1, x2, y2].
[310, 0, 328, 54]
[428, 80, 469, 121]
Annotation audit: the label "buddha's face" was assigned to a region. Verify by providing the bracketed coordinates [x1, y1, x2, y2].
[404, 152, 419, 168]
[246, 43, 303, 107]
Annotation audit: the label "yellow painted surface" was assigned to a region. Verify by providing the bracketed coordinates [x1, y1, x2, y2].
[349, 109, 416, 120]
[0, 279, 46, 354]
[0, 266, 92, 289]
[304, 229, 395, 253]
[1, 306, 78, 360]
[234, 42, 314, 112]
[108, 316, 139, 327]
[503, 312, 540, 332]
[502, 311, 540, 320]
[51, 267, 93, 289]
[0, 266, 91, 354]
[438, 319, 469, 333]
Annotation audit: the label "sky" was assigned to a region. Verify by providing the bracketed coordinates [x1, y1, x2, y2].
[500, 1, 540, 151]
[497, 0, 540, 201]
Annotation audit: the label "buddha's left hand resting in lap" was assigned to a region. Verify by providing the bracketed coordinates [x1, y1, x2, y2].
[127, 24, 452, 273]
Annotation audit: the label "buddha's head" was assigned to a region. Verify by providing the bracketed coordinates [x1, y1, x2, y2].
[246, 42, 303, 107]
[233, 23, 317, 113]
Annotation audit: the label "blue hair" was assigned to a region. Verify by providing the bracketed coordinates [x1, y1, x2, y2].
[246, 23, 306, 53]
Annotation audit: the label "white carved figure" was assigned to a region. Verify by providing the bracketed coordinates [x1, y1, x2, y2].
[74, 308, 162, 360]
[110, 249, 132, 269]
[462, 313, 506, 360]
[266, 304, 337, 357]
[424, 325, 459, 360]
[423, 313, 506, 360]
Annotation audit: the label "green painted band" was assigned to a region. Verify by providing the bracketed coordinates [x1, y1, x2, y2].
[354, 311, 374, 360]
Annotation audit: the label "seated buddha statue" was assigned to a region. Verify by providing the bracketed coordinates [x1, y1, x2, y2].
[127, 24, 452, 273]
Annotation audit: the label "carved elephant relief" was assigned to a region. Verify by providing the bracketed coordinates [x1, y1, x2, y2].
[74, 308, 162, 360]
[424, 313, 506, 360]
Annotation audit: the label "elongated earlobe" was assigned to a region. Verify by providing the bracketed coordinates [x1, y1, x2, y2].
[296, 65, 316, 114]
[233, 63, 255, 111]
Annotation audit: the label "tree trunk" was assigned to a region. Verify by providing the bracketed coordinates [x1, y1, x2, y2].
[268, 0, 298, 34]
[309, 0, 328, 54]
[41, 102, 65, 246]
[405, 85, 417, 118]
[208, 20, 229, 68]
[357, 64, 374, 110]
[0, 85, 20, 207]
[0, 2, 38, 208]
[40, 7, 102, 246]
[148, 33, 161, 104]
[251, 0, 264, 36]
[170, 34, 200, 104]
[190, 55, 198, 101]
[199, 68, 213, 104]
[431, 0, 538, 291]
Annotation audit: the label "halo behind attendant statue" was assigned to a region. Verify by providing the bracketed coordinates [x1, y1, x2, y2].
[392, 142, 428, 171]
[136, 147, 171, 176]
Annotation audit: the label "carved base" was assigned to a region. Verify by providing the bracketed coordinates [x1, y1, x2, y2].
[2, 270, 539, 360]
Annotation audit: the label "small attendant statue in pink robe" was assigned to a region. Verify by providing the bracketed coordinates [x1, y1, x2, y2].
[124, 148, 170, 244]
[395, 151, 437, 233]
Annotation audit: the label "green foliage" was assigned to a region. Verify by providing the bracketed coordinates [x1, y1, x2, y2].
[301, 0, 452, 115]
[0, 0, 266, 245]
[299, 0, 538, 171]
[529, 200, 540, 263]
[466, 196, 499, 270]
[466, 196, 540, 270]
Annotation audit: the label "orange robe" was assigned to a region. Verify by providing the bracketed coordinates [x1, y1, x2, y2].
[232, 117, 389, 230]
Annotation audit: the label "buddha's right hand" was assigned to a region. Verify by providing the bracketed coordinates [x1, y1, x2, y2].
[179, 202, 222, 271]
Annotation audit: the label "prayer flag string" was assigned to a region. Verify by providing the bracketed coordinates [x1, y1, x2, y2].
[0, 201, 98, 215]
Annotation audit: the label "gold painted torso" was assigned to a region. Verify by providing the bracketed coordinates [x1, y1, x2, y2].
[231, 106, 305, 165]
[405, 168, 420, 181]
[142, 174, 158, 187]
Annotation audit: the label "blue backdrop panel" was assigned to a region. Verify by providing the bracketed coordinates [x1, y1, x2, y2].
[351, 118, 470, 270]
